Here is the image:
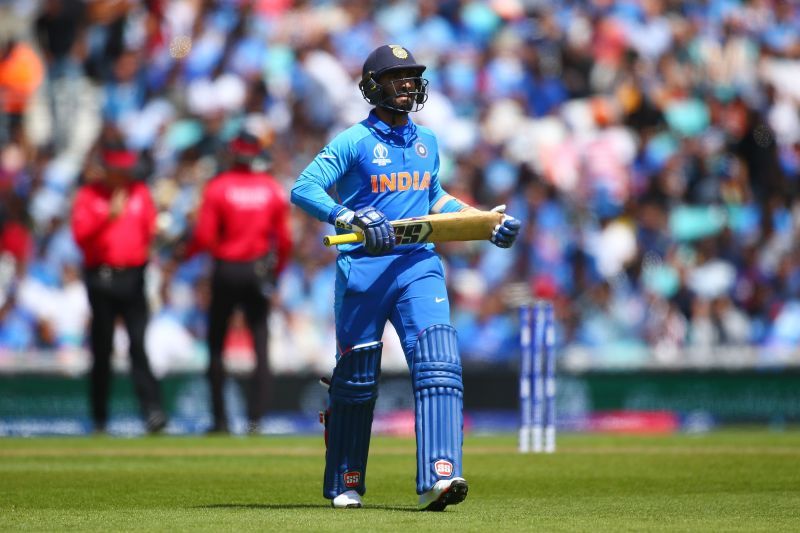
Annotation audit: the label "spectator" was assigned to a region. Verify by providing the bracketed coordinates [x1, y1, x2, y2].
[0, 37, 44, 143]
[1, 0, 800, 376]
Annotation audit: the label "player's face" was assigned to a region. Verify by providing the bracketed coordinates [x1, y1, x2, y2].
[379, 69, 422, 112]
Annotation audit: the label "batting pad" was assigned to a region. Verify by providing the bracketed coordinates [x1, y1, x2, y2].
[412, 325, 464, 494]
[323, 341, 382, 499]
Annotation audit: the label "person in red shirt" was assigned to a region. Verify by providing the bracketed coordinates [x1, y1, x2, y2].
[0, 195, 33, 266]
[182, 130, 292, 434]
[71, 142, 166, 434]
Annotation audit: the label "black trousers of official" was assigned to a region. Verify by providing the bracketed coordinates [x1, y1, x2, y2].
[207, 257, 274, 428]
[84, 266, 162, 429]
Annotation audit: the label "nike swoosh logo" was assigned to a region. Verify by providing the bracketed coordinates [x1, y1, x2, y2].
[320, 154, 336, 159]
[435, 297, 446, 303]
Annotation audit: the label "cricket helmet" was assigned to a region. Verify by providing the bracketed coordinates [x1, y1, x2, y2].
[359, 45, 428, 112]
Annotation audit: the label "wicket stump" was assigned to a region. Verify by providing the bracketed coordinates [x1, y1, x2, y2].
[519, 301, 556, 453]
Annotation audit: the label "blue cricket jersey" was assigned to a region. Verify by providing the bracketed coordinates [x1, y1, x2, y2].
[291, 110, 455, 254]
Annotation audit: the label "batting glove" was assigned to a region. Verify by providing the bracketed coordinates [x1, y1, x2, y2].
[352, 206, 395, 254]
[329, 206, 356, 230]
[489, 204, 521, 249]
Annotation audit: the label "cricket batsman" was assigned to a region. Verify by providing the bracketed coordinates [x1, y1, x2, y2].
[290, 44, 521, 510]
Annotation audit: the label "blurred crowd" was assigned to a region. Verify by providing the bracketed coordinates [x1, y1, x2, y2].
[1, 0, 800, 373]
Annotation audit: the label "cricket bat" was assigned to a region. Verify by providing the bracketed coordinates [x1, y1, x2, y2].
[322, 210, 505, 247]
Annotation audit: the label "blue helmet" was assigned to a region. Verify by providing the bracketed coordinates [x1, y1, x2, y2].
[359, 45, 428, 112]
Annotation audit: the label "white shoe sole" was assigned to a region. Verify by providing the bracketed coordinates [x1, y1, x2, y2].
[332, 490, 363, 509]
[418, 477, 468, 511]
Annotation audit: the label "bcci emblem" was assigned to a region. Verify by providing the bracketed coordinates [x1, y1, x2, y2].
[372, 143, 391, 166]
[415, 142, 428, 158]
[389, 45, 408, 59]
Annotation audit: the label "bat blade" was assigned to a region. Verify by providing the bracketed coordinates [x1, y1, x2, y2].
[322, 210, 504, 247]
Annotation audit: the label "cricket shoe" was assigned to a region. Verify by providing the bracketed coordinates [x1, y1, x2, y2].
[331, 490, 362, 509]
[418, 477, 468, 511]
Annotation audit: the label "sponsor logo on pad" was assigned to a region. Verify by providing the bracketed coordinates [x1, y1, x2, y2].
[435, 460, 453, 477]
[343, 470, 361, 488]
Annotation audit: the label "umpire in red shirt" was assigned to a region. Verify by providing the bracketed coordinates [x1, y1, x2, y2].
[71, 143, 167, 434]
[184, 130, 292, 434]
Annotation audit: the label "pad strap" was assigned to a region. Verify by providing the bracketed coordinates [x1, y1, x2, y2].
[323, 342, 382, 499]
[412, 325, 463, 493]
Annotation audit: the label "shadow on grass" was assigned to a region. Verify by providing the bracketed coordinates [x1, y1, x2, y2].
[198, 503, 419, 512]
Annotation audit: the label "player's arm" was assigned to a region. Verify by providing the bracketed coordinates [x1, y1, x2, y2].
[290, 133, 355, 224]
[427, 150, 521, 248]
[427, 150, 478, 214]
[291, 134, 394, 254]
[293, 132, 396, 253]
[429, 192, 477, 214]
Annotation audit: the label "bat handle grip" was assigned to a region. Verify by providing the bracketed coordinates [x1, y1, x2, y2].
[322, 232, 364, 247]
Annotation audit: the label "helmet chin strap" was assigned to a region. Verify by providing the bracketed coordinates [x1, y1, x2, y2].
[375, 105, 409, 126]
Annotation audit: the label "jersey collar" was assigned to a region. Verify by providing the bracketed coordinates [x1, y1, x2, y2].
[366, 110, 417, 140]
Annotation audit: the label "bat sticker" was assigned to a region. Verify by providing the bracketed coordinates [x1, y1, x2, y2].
[395, 222, 432, 245]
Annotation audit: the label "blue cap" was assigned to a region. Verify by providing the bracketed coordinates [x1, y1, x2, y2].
[362, 45, 426, 79]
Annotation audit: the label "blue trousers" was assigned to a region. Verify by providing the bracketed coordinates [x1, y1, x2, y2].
[327, 248, 463, 495]
[334, 248, 450, 360]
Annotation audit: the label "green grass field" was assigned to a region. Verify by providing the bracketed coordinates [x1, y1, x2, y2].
[1, 431, 798, 532]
